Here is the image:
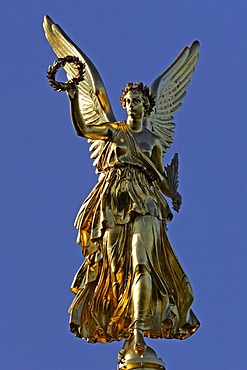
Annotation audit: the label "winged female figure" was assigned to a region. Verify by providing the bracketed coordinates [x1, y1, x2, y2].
[43, 15, 200, 363]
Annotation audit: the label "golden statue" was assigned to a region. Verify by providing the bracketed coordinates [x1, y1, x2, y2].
[44, 15, 200, 369]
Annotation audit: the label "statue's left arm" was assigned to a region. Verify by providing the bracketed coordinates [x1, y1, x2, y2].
[152, 141, 182, 211]
[151, 142, 172, 198]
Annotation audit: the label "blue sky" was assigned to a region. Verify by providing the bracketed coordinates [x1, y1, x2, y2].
[1, 1, 247, 369]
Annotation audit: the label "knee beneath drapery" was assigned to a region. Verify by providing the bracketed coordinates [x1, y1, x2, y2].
[134, 263, 150, 275]
[133, 264, 152, 286]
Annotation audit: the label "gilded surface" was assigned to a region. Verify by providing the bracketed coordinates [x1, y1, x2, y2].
[44, 15, 200, 367]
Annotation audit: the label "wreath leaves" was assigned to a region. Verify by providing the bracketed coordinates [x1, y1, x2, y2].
[46, 55, 85, 92]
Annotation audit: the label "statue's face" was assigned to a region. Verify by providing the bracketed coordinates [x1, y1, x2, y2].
[125, 91, 144, 120]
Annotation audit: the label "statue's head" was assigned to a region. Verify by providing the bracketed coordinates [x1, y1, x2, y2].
[120, 82, 155, 117]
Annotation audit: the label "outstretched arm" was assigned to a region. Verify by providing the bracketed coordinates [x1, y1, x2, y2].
[67, 88, 116, 140]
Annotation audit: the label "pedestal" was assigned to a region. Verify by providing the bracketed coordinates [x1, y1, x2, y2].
[118, 344, 166, 370]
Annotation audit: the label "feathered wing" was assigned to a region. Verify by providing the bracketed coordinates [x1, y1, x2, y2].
[43, 15, 116, 168]
[149, 41, 200, 153]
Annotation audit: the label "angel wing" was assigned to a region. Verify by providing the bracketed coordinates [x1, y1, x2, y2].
[43, 15, 116, 169]
[149, 41, 200, 153]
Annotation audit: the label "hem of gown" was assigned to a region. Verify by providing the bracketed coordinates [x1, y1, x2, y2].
[69, 320, 200, 343]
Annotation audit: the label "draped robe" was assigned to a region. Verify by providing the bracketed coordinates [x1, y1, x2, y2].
[69, 121, 200, 343]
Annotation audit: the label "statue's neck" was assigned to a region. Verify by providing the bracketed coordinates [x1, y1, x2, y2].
[126, 117, 143, 133]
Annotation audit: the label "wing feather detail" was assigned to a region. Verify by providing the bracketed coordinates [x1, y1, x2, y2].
[150, 41, 199, 152]
[43, 15, 117, 172]
[43, 15, 116, 125]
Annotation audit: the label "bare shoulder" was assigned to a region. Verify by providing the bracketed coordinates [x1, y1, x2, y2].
[96, 121, 119, 135]
[109, 121, 119, 130]
[143, 127, 162, 147]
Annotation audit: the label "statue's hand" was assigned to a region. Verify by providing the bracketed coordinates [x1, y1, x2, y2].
[66, 82, 78, 100]
[172, 192, 182, 212]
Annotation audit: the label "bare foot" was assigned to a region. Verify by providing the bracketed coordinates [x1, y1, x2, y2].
[133, 329, 147, 355]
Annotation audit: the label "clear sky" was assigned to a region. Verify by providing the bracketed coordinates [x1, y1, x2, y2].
[1, 1, 247, 369]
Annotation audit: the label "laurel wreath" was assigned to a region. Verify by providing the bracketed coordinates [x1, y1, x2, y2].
[46, 56, 85, 92]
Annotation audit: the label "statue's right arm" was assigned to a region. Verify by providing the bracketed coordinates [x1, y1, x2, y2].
[68, 90, 116, 140]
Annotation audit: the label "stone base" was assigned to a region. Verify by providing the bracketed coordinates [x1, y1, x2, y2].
[118, 345, 166, 370]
